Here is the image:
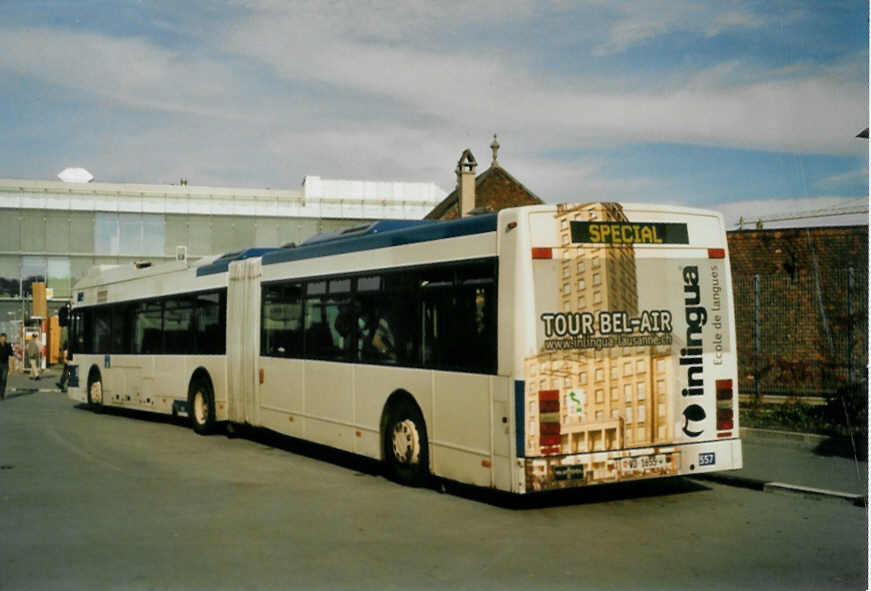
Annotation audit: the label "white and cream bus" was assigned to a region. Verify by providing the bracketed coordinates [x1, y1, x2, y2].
[66, 202, 741, 493]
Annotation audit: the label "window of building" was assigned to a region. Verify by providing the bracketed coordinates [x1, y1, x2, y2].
[95, 213, 166, 257]
[577, 261, 585, 274]
[611, 388, 618, 401]
[595, 410, 604, 420]
[623, 361, 632, 376]
[577, 278, 585, 291]
[624, 383, 633, 402]
[579, 372, 587, 385]
[658, 403, 666, 417]
[610, 365, 618, 380]
[592, 272, 601, 286]
[595, 368, 604, 382]
[637, 382, 646, 400]
[637, 405, 645, 423]
[636, 359, 646, 373]
[625, 407, 633, 422]
[592, 256, 600, 268]
[595, 389, 604, 403]
[593, 291, 602, 304]
[0, 256, 20, 298]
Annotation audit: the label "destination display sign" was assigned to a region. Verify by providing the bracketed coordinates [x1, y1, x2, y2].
[570, 221, 689, 245]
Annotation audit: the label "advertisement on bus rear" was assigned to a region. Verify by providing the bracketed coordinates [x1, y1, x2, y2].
[523, 202, 731, 491]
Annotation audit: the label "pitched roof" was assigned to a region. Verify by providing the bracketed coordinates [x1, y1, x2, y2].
[424, 164, 544, 220]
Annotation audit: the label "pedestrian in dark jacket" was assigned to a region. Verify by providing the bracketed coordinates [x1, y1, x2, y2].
[57, 342, 70, 393]
[0, 333, 13, 400]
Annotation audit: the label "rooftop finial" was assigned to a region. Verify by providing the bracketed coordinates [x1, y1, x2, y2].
[490, 134, 500, 167]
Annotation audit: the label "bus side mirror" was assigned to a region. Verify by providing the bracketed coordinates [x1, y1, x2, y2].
[58, 305, 70, 327]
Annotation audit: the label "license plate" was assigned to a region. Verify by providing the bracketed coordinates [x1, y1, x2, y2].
[639, 454, 666, 469]
[699, 452, 716, 466]
[553, 464, 584, 481]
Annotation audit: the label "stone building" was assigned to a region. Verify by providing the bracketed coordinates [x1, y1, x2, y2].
[425, 136, 543, 220]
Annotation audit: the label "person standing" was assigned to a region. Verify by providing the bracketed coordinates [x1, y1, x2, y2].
[57, 341, 70, 393]
[26, 336, 40, 380]
[0, 333, 13, 400]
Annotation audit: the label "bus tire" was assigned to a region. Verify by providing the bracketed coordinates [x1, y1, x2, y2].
[188, 377, 216, 435]
[383, 397, 430, 487]
[87, 370, 104, 413]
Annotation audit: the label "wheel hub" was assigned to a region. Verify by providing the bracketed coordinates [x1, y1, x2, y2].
[194, 391, 208, 424]
[90, 381, 102, 405]
[392, 419, 421, 465]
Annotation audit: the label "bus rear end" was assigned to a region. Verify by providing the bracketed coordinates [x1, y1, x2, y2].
[515, 202, 741, 492]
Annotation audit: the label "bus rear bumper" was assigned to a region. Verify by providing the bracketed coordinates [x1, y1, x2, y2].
[522, 438, 742, 493]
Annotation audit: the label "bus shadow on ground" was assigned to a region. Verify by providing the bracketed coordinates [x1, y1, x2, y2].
[441, 475, 711, 510]
[71, 403, 711, 509]
[73, 403, 190, 428]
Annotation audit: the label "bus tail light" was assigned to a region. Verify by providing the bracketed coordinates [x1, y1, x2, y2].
[532, 247, 553, 259]
[716, 379, 733, 401]
[717, 408, 734, 430]
[716, 379, 734, 430]
[539, 389, 562, 454]
[708, 248, 726, 259]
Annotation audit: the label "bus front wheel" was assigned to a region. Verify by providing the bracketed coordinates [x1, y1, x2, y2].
[383, 398, 429, 487]
[188, 378, 216, 435]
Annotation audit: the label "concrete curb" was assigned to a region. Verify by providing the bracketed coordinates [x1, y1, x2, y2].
[690, 472, 867, 508]
[740, 427, 830, 449]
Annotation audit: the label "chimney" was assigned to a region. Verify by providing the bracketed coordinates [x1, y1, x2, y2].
[456, 148, 477, 217]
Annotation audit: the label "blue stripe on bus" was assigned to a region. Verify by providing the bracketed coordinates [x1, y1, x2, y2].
[196, 247, 281, 277]
[515, 380, 525, 458]
[259, 214, 497, 270]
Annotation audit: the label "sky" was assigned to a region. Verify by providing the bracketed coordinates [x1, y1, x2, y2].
[0, 0, 867, 229]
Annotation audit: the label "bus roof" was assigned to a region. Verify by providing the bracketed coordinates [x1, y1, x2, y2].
[197, 213, 498, 277]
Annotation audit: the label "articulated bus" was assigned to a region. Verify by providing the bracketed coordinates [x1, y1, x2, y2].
[66, 202, 741, 493]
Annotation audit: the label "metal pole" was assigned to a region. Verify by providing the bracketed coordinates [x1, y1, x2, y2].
[847, 267, 854, 384]
[753, 274, 760, 402]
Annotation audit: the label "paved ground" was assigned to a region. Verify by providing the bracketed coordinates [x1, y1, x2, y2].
[0, 382, 867, 590]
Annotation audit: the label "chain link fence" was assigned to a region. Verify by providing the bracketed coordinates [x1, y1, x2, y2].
[733, 267, 868, 400]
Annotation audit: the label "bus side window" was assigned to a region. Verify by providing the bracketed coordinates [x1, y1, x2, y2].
[110, 304, 132, 354]
[419, 267, 454, 369]
[94, 307, 112, 353]
[261, 283, 303, 358]
[164, 297, 195, 354]
[194, 291, 225, 355]
[134, 300, 163, 354]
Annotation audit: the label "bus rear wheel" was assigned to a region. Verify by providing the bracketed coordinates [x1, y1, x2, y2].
[87, 375, 103, 413]
[383, 398, 429, 487]
[189, 378, 216, 435]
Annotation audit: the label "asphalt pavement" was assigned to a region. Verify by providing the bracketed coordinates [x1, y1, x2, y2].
[0, 383, 866, 590]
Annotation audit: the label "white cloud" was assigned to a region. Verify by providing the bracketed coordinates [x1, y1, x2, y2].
[591, 1, 788, 55]
[815, 167, 869, 190]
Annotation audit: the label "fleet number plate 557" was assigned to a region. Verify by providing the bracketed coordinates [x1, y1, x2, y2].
[699, 452, 716, 466]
